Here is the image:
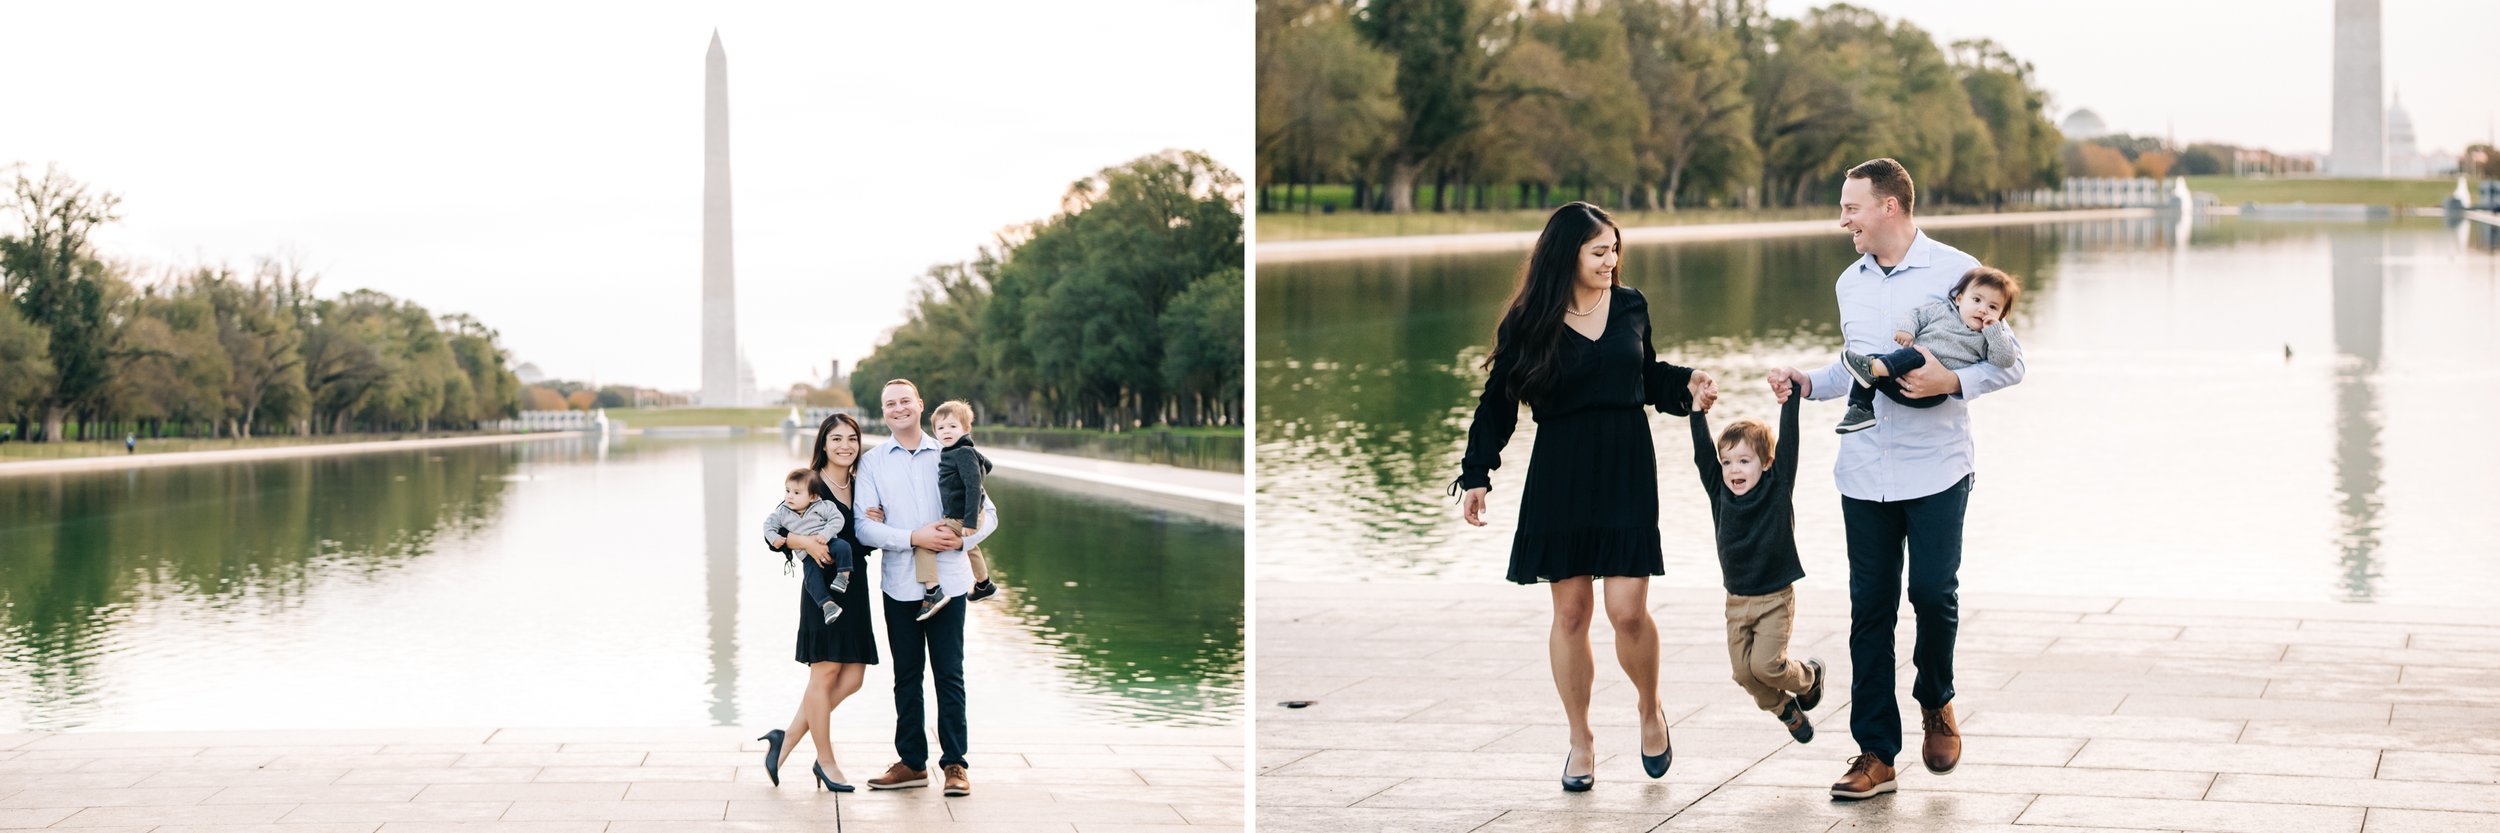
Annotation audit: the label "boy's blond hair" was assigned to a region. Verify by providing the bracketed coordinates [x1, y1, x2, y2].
[1716, 419, 1776, 467]
[931, 400, 976, 429]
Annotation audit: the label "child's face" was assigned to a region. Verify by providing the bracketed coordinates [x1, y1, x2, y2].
[932, 416, 966, 445]
[1956, 284, 2007, 330]
[784, 481, 813, 512]
[1719, 440, 1768, 496]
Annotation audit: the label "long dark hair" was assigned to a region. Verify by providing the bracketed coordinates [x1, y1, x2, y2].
[1484, 201, 1621, 401]
[808, 412, 865, 501]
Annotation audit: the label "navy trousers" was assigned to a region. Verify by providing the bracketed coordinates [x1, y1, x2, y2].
[1842, 474, 1971, 766]
[884, 592, 969, 770]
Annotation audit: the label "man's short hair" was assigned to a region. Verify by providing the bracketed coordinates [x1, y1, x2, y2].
[931, 400, 975, 429]
[880, 378, 920, 400]
[1847, 157, 1916, 215]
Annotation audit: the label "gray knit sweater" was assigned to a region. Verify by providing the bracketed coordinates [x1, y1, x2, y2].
[1897, 300, 2020, 370]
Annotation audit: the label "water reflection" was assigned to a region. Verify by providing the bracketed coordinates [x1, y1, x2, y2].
[2, 436, 1242, 730]
[1257, 217, 2500, 604]
[702, 441, 741, 725]
[2329, 231, 2386, 601]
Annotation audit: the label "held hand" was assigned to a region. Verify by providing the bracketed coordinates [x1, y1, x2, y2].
[1895, 346, 1962, 398]
[789, 535, 829, 559]
[1461, 487, 1489, 527]
[1894, 330, 1914, 347]
[1687, 370, 1718, 412]
[1767, 368, 1807, 403]
[863, 506, 885, 523]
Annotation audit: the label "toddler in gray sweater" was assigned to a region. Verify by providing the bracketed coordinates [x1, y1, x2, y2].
[1836, 267, 2022, 433]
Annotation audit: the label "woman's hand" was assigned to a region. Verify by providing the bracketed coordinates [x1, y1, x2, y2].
[1461, 487, 1489, 527]
[810, 548, 833, 567]
[1687, 370, 1718, 412]
[788, 534, 829, 559]
[863, 506, 885, 523]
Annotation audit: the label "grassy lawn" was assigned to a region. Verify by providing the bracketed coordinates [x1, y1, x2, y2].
[2183, 176, 2456, 207]
[0, 431, 493, 462]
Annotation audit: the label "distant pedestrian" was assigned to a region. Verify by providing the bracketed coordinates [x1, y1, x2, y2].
[126, 434, 137, 454]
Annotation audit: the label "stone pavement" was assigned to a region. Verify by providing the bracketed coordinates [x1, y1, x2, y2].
[0, 725, 1240, 832]
[1257, 581, 2500, 833]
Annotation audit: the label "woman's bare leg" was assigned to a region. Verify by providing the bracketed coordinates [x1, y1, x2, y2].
[815, 663, 866, 782]
[1603, 576, 1668, 756]
[778, 663, 827, 770]
[1549, 578, 1597, 777]
[800, 662, 839, 779]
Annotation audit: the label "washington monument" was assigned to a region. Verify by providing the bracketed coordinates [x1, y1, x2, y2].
[2329, 0, 2383, 178]
[701, 31, 740, 405]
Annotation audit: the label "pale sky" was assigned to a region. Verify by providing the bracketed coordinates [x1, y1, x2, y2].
[1, 1, 1252, 394]
[1764, 0, 2499, 156]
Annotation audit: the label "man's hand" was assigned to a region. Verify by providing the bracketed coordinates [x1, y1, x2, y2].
[1894, 330, 1914, 347]
[1895, 346, 1962, 398]
[1461, 487, 1489, 527]
[910, 521, 964, 552]
[1768, 368, 1809, 403]
[1687, 370, 1719, 412]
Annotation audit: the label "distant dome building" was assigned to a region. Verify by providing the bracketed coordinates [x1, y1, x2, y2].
[2387, 91, 2426, 177]
[514, 362, 546, 385]
[2060, 108, 2108, 140]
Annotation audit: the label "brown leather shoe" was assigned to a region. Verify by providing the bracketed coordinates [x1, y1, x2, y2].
[942, 763, 970, 796]
[1921, 703, 1961, 775]
[1829, 754, 1897, 800]
[865, 761, 929, 790]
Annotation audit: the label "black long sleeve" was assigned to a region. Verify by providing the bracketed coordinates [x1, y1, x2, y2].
[1689, 411, 1721, 504]
[1455, 323, 1519, 494]
[1773, 393, 1801, 501]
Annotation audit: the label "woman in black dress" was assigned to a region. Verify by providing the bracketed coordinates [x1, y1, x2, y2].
[1453, 202, 1718, 792]
[756, 413, 879, 791]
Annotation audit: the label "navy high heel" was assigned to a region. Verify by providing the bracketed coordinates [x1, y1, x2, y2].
[757, 730, 785, 786]
[1641, 711, 1673, 779]
[814, 761, 855, 793]
[1561, 750, 1594, 792]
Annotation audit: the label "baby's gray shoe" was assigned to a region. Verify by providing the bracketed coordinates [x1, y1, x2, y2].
[1836, 403, 1877, 434]
[1842, 350, 1879, 388]
[821, 599, 843, 624]
[830, 572, 850, 594]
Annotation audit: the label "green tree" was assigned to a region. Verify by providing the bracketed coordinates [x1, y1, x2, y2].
[1622, 0, 1757, 209]
[1159, 267, 1244, 426]
[1, 165, 122, 441]
[1350, 0, 1503, 213]
[0, 303, 52, 428]
[1258, 0, 1399, 213]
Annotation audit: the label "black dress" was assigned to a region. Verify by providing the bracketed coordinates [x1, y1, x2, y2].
[793, 488, 878, 665]
[1456, 286, 1696, 584]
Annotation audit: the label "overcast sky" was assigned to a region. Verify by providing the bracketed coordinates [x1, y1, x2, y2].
[2, 1, 1251, 393]
[1765, 0, 2500, 156]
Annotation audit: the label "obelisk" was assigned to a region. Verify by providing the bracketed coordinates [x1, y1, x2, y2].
[701, 31, 740, 406]
[2329, 0, 2383, 178]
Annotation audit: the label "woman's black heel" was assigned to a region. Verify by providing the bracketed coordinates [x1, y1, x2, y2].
[1561, 750, 1594, 792]
[814, 761, 855, 793]
[1641, 709, 1673, 778]
[758, 730, 785, 786]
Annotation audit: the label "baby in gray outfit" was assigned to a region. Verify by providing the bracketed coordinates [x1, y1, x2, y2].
[1836, 267, 2022, 434]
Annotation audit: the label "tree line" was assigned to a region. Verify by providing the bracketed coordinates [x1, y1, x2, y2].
[850, 150, 1244, 430]
[2, 165, 520, 443]
[1257, 0, 2067, 214]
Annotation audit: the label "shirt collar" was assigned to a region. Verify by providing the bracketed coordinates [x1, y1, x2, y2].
[1856, 228, 1935, 274]
[877, 430, 941, 456]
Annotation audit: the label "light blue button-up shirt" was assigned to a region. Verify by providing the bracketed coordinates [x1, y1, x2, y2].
[1802, 230, 2025, 502]
[855, 431, 998, 602]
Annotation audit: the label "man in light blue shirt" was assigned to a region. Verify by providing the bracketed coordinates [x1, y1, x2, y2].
[1770, 158, 2024, 800]
[855, 379, 995, 797]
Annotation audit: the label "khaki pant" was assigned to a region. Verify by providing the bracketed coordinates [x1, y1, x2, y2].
[1725, 586, 1814, 712]
[917, 518, 988, 585]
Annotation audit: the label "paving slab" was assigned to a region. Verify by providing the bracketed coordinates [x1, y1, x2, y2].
[1255, 580, 2500, 833]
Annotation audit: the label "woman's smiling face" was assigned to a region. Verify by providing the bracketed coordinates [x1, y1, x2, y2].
[823, 423, 861, 469]
[1579, 228, 1621, 290]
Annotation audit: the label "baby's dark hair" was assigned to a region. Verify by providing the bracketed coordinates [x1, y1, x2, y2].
[784, 467, 819, 491]
[1951, 266, 2022, 313]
